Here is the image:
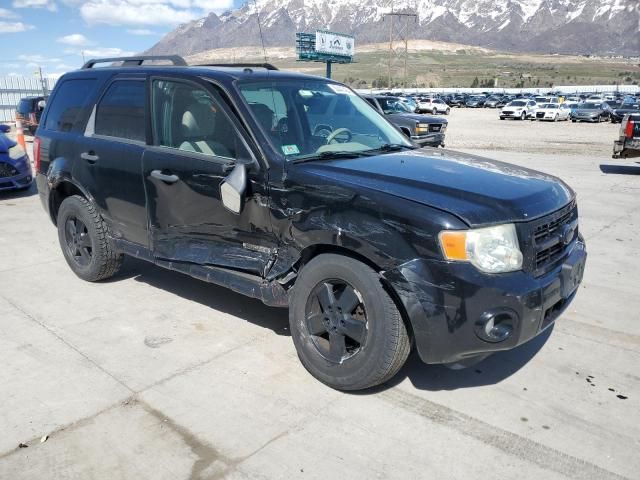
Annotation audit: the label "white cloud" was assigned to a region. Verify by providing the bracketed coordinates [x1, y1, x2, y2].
[80, 1, 198, 26]
[0, 8, 19, 18]
[12, 0, 57, 11]
[0, 21, 34, 33]
[81, 47, 136, 57]
[79, 0, 235, 27]
[17, 54, 62, 63]
[127, 28, 157, 35]
[57, 33, 92, 46]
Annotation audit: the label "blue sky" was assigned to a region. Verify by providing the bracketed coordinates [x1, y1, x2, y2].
[0, 0, 246, 77]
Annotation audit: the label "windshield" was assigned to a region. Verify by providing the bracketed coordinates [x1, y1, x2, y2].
[378, 97, 413, 114]
[237, 80, 412, 161]
[541, 103, 557, 109]
[509, 101, 526, 107]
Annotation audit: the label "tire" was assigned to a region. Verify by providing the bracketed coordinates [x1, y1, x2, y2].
[289, 254, 411, 391]
[432, 108, 438, 115]
[57, 195, 123, 282]
[520, 112, 526, 120]
[445, 108, 450, 115]
[554, 114, 558, 122]
[572, 119, 577, 123]
[499, 117, 505, 120]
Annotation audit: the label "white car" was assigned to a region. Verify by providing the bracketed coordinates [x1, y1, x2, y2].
[416, 97, 450, 115]
[500, 100, 537, 120]
[533, 103, 571, 121]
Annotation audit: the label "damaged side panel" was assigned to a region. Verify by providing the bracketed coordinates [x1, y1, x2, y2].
[142, 147, 277, 276]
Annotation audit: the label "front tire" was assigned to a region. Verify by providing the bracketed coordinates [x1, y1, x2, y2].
[289, 254, 411, 391]
[57, 195, 123, 282]
[520, 112, 526, 120]
[445, 108, 450, 115]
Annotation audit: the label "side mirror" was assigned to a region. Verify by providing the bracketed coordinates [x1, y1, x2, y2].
[220, 163, 247, 214]
[0, 124, 10, 133]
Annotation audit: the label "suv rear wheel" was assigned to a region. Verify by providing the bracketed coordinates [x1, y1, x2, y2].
[57, 195, 123, 282]
[289, 254, 411, 391]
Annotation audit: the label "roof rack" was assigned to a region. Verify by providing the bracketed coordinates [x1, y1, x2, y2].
[194, 63, 279, 71]
[82, 55, 187, 69]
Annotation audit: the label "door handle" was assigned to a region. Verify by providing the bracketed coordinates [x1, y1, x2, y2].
[80, 151, 99, 163]
[151, 169, 179, 184]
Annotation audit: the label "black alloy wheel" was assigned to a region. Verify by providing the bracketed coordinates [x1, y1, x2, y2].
[304, 280, 368, 363]
[64, 216, 93, 267]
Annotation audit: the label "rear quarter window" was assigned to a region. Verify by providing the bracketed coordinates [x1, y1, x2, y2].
[95, 80, 145, 141]
[44, 79, 97, 132]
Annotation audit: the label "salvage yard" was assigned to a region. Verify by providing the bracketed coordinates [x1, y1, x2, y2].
[1, 108, 638, 479]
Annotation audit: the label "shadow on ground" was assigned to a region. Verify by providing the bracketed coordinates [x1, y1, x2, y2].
[0, 182, 36, 199]
[112, 257, 551, 392]
[599, 164, 640, 175]
[118, 257, 290, 336]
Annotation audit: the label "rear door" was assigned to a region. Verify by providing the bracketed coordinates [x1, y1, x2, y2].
[75, 76, 148, 245]
[143, 76, 276, 276]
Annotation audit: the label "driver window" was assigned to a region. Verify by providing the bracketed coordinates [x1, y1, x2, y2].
[152, 79, 244, 159]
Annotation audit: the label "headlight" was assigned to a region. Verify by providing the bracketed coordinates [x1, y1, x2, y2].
[416, 123, 429, 134]
[438, 224, 523, 273]
[9, 144, 26, 160]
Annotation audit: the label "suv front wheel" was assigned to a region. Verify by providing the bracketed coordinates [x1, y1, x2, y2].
[289, 254, 411, 391]
[57, 195, 123, 282]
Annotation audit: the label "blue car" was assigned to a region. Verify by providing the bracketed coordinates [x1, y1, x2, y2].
[0, 124, 32, 192]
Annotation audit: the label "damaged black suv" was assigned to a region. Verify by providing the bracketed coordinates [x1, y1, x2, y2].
[35, 56, 586, 390]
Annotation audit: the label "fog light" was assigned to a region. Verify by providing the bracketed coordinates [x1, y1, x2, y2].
[475, 310, 516, 343]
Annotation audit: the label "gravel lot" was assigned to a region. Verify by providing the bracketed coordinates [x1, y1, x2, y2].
[1, 110, 638, 480]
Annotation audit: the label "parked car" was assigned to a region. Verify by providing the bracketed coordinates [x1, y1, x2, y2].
[15, 96, 46, 135]
[610, 102, 640, 123]
[0, 124, 33, 192]
[571, 102, 609, 123]
[484, 96, 504, 108]
[416, 97, 450, 115]
[364, 95, 447, 147]
[613, 114, 640, 159]
[500, 100, 537, 120]
[533, 103, 571, 122]
[448, 95, 468, 107]
[397, 95, 418, 113]
[34, 55, 586, 391]
[465, 95, 486, 108]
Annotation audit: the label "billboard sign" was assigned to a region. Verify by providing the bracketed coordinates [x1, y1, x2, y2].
[315, 30, 355, 58]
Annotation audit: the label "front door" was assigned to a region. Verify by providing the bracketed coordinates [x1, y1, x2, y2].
[143, 77, 276, 276]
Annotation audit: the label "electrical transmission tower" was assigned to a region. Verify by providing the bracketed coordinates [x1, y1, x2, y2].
[384, 6, 417, 89]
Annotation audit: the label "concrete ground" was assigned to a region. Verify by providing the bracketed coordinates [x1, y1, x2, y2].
[1, 109, 638, 479]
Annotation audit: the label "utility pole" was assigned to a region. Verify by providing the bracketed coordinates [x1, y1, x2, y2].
[384, 9, 417, 89]
[36, 66, 47, 96]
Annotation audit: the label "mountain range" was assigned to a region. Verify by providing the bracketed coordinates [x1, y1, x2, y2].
[146, 0, 640, 57]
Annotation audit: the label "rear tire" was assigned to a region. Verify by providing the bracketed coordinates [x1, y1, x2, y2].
[57, 195, 123, 282]
[289, 254, 411, 391]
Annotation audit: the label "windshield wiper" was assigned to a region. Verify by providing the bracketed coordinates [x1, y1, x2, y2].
[364, 143, 416, 154]
[291, 150, 370, 164]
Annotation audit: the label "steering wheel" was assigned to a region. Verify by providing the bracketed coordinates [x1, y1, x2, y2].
[326, 127, 352, 144]
[313, 124, 333, 138]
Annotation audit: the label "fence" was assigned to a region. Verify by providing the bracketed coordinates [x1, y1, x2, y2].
[0, 76, 57, 123]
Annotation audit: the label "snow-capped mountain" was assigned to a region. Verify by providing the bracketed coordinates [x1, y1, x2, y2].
[147, 0, 640, 56]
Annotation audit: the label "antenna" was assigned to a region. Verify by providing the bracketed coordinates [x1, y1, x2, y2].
[251, 0, 269, 64]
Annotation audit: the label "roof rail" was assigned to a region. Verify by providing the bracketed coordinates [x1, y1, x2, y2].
[194, 63, 279, 71]
[82, 55, 187, 69]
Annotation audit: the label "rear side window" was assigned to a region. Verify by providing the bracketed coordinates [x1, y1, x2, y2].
[45, 79, 96, 132]
[95, 81, 146, 141]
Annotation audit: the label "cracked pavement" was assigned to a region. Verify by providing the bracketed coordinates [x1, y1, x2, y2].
[1, 111, 639, 479]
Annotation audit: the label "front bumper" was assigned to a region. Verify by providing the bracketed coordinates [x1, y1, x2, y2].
[572, 114, 599, 122]
[500, 111, 526, 118]
[383, 237, 587, 364]
[412, 132, 445, 148]
[0, 160, 32, 192]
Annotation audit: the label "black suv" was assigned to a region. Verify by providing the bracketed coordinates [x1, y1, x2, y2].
[35, 56, 587, 391]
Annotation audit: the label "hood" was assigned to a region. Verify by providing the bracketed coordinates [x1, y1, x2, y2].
[575, 108, 601, 114]
[296, 149, 574, 227]
[0, 133, 15, 154]
[388, 113, 447, 124]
